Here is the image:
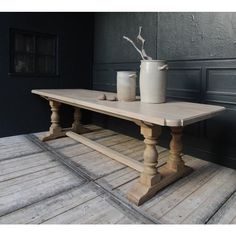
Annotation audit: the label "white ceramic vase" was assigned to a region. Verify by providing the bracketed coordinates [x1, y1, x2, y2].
[139, 60, 168, 103]
[117, 71, 137, 101]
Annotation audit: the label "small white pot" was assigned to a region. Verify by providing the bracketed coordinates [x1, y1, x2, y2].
[117, 71, 137, 101]
[139, 60, 168, 103]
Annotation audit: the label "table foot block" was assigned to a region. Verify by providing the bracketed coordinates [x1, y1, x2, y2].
[41, 131, 67, 142]
[41, 127, 92, 142]
[127, 164, 193, 206]
[72, 126, 91, 134]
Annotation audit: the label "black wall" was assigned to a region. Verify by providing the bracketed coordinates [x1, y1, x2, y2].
[0, 12, 94, 137]
[93, 12, 236, 169]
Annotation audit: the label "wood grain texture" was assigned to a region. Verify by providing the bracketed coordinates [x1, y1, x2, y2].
[0, 135, 42, 161]
[34, 134, 78, 148]
[66, 131, 144, 172]
[160, 167, 236, 224]
[42, 194, 142, 224]
[0, 152, 85, 217]
[32, 89, 225, 127]
[1, 125, 236, 224]
[0, 184, 101, 224]
[0, 152, 59, 182]
[207, 189, 236, 224]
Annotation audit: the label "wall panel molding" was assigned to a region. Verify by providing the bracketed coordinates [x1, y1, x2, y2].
[205, 67, 236, 105]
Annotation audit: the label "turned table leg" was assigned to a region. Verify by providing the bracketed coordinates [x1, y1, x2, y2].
[42, 100, 66, 141]
[71, 107, 90, 134]
[127, 124, 193, 206]
[166, 127, 185, 172]
[127, 125, 162, 206]
[42, 104, 91, 141]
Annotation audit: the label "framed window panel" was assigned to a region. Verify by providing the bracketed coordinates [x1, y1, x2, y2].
[9, 29, 59, 76]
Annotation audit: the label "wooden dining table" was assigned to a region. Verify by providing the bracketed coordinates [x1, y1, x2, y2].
[32, 89, 225, 206]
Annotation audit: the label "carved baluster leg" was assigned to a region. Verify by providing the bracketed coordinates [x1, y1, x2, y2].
[71, 107, 90, 134]
[42, 100, 65, 141]
[166, 127, 185, 172]
[127, 125, 162, 206]
[72, 107, 82, 133]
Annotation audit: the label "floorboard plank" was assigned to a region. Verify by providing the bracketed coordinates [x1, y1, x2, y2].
[231, 216, 236, 224]
[159, 167, 236, 224]
[0, 152, 85, 217]
[181, 170, 236, 224]
[0, 183, 101, 224]
[207, 190, 236, 224]
[58, 143, 94, 158]
[82, 129, 117, 140]
[0, 152, 58, 181]
[42, 194, 143, 224]
[0, 135, 42, 161]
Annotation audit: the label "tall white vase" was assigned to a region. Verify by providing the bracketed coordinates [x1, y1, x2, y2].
[139, 60, 168, 103]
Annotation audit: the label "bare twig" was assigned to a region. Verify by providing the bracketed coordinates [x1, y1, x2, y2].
[137, 26, 152, 60]
[123, 36, 144, 60]
[123, 26, 152, 60]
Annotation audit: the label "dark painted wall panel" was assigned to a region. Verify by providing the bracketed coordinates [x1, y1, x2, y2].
[94, 12, 157, 63]
[167, 69, 201, 92]
[0, 12, 94, 137]
[206, 69, 236, 93]
[167, 68, 202, 101]
[158, 12, 236, 60]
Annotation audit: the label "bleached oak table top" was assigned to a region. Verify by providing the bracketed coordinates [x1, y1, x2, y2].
[32, 89, 225, 127]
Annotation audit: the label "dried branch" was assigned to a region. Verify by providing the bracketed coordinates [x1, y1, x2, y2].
[123, 36, 144, 60]
[137, 26, 152, 60]
[123, 26, 152, 60]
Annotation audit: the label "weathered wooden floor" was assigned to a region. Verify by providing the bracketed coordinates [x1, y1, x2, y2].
[0, 124, 236, 224]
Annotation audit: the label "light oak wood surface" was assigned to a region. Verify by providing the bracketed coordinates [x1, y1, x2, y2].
[32, 89, 225, 127]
